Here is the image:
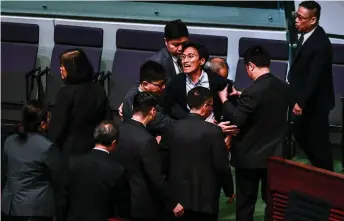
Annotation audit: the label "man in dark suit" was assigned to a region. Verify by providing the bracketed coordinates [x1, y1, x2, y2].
[114, 92, 184, 221]
[288, 1, 334, 171]
[218, 46, 290, 221]
[149, 19, 189, 83]
[122, 61, 175, 136]
[67, 121, 128, 221]
[163, 42, 234, 123]
[161, 86, 234, 221]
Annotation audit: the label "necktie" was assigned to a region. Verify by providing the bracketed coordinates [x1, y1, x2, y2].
[297, 33, 304, 48]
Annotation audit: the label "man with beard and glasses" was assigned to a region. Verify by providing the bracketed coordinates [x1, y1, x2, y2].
[121, 61, 175, 136]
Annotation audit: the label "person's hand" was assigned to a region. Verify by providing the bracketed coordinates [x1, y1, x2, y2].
[293, 103, 302, 115]
[118, 103, 123, 119]
[173, 203, 184, 217]
[227, 193, 236, 204]
[229, 86, 242, 97]
[156, 136, 162, 144]
[224, 135, 231, 150]
[218, 121, 240, 135]
[218, 86, 228, 103]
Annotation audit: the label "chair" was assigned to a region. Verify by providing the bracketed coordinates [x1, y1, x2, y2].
[267, 156, 344, 220]
[37, 24, 104, 107]
[234, 37, 289, 90]
[1, 22, 40, 123]
[107, 29, 228, 111]
[329, 43, 344, 169]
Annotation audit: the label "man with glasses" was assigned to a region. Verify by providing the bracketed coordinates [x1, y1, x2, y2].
[122, 60, 175, 136]
[288, 1, 334, 171]
[163, 41, 237, 135]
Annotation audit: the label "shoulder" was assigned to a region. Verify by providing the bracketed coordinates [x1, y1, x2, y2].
[123, 86, 139, 102]
[149, 48, 168, 62]
[169, 73, 185, 87]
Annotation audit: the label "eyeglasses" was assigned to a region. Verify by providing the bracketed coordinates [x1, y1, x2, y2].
[180, 53, 198, 61]
[293, 12, 313, 20]
[149, 81, 166, 89]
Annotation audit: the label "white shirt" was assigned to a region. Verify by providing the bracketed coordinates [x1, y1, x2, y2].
[185, 70, 214, 120]
[93, 147, 109, 154]
[172, 55, 182, 74]
[300, 26, 317, 45]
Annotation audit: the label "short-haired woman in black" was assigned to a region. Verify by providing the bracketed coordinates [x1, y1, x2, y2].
[48, 48, 112, 165]
[1, 100, 63, 221]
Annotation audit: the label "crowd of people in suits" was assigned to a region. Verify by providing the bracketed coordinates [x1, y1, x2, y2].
[1, 1, 336, 221]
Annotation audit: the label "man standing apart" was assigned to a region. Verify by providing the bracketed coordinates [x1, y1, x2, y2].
[288, 0, 334, 171]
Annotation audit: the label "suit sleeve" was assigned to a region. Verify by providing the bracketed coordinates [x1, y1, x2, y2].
[122, 95, 134, 121]
[147, 111, 176, 135]
[48, 89, 73, 149]
[44, 144, 66, 191]
[163, 82, 188, 120]
[222, 91, 258, 128]
[296, 48, 331, 109]
[44, 144, 69, 221]
[140, 137, 177, 211]
[210, 127, 234, 197]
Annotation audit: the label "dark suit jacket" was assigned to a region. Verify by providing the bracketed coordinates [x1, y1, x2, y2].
[288, 26, 335, 112]
[160, 114, 234, 215]
[113, 120, 177, 219]
[148, 47, 178, 83]
[223, 73, 290, 168]
[67, 149, 128, 221]
[48, 81, 112, 161]
[122, 86, 175, 135]
[163, 71, 231, 122]
[1, 133, 63, 217]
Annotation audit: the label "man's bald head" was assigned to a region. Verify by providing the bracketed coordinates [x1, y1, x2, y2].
[205, 57, 229, 79]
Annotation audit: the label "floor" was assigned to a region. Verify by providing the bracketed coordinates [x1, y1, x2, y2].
[217, 146, 344, 221]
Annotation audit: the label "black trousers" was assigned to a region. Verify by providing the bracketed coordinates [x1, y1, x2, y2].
[172, 211, 217, 221]
[292, 109, 334, 171]
[235, 168, 267, 221]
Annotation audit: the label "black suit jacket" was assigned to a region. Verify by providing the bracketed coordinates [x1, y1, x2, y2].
[149, 47, 178, 83]
[113, 120, 177, 219]
[122, 86, 175, 135]
[67, 149, 128, 221]
[160, 114, 234, 215]
[48, 81, 112, 161]
[223, 73, 290, 168]
[163, 71, 231, 122]
[288, 26, 335, 112]
[2, 133, 63, 217]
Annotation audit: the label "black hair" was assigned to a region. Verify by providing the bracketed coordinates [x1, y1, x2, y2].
[94, 121, 119, 146]
[299, 1, 321, 21]
[164, 19, 189, 40]
[132, 92, 157, 116]
[59, 48, 93, 84]
[243, 45, 271, 68]
[139, 61, 166, 83]
[182, 41, 210, 65]
[187, 86, 213, 110]
[16, 100, 48, 140]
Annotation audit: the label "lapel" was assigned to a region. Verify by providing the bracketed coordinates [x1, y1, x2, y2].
[162, 48, 177, 79]
[291, 27, 319, 69]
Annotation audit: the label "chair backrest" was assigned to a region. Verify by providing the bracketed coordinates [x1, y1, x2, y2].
[45, 25, 104, 106]
[234, 37, 289, 90]
[109, 29, 228, 110]
[267, 156, 344, 220]
[1, 22, 39, 121]
[329, 44, 344, 127]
